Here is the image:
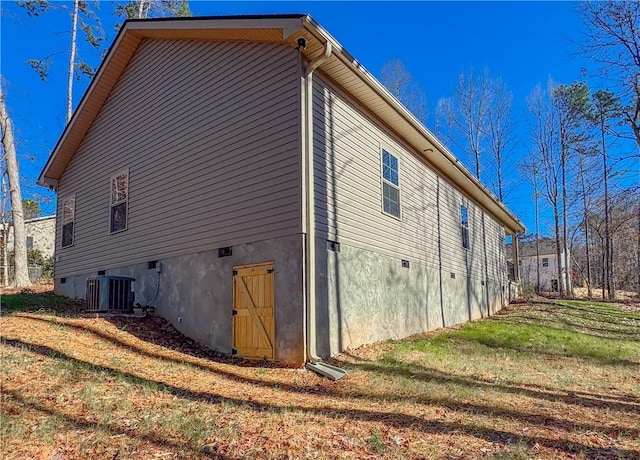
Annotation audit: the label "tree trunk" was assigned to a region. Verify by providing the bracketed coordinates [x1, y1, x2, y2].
[560, 144, 572, 298]
[1, 227, 8, 285]
[601, 235, 606, 300]
[601, 118, 613, 300]
[579, 155, 592, 298]
[1, 173, 9, 286]
[554, 205, 563, 296]
[0, 85, 31, 288]
[583, 212, 592, 298]
[66, 0, 79, 122]
[610, 234, 616, 299]
[138, 0, 149, 18]
[534, 171, 541, 293]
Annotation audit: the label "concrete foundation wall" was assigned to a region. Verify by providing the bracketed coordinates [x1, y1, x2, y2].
[55, 234, 305, 364]
[315, 240, 506, 356]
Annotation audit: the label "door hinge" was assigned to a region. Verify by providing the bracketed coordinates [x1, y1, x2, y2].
[232, 269, 238, 276]
[232, 309, 238, 316]
[231, 348, 237, 355]
[266, 269, 274, 273]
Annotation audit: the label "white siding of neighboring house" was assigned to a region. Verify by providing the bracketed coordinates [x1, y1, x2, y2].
[519, 252, 567, 291]
[5, 216, 56, 259]
[313, 74, 507, 287]
[55, 39, 301, 277]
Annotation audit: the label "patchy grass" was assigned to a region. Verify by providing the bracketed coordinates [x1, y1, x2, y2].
[1, 286, 81, 315]
[1, 291, 639, 459]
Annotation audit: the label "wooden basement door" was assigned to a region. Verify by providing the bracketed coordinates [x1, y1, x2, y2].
[232, 262, 275, 359]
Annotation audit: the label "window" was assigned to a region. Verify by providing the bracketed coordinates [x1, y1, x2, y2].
[542, 257, 549, 267]
[460, 204, 470, 250]
[61, 196, 75, 248]
[26, 236, 33, 250]
[381, 149, 400, 218]
[110, 170, 129, 233]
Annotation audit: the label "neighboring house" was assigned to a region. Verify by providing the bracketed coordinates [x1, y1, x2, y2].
[38, 15, 525, 365]
[1, 215, 56, 285]
[4, 215, 56, 259]
[507, 239, 570, 292]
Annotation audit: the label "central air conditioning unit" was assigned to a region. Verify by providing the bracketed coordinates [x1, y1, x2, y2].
[86, 276, 135, 312]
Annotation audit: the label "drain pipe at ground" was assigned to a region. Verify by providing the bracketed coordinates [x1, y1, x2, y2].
[301, 42, 346, 381]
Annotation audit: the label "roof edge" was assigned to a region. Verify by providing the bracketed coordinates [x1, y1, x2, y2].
[39, 14, 525, 234]
[301, 16, 525, 234]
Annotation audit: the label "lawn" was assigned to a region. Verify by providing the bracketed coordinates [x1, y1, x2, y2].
[1, 289, 639, 459]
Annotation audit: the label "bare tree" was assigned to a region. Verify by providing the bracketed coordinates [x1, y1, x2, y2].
[574, 144, 600, 297]
[437, 68, 492, 180]
[579, 1, 640, 148]
[114, 0, 191, 21]
[67, 0, 80, 122]
[518, 153, 543, 292]
[637, 201, 640, 297]
[486, 78, 516, 202]
[552, 81, 591, 297]
[1, 170, 10, 286]
[527, 83, 565, 296]
[380, 59, 428, 124]
[0, 83, 31, 288]
[589, 89, 622, 299]
[18, 0, 104, 122]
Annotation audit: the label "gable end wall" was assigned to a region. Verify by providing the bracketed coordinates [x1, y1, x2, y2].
[55, 39, 302, 277]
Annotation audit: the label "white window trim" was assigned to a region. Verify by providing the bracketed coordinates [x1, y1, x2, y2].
[61, 194, 76, 248]
[380, 147, 401, 220]
[109, 169, 129, 234]
[461, 202, 470, 251]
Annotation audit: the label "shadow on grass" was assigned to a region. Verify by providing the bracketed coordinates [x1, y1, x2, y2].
[11, 315, 640, 426]
[499, 313, 639, 341]
[3, 389, 241, 460]
[512, 301, 640, 341]
[0, 290, 82, 316]
[426, 303, 640, 366]
[548, 302, 640, 330]
[6, 315, 331, 396]
[14, 314, 295, 374]
[335, 353, 640, 415]
[3, 337, 640, 459]
[551, 300, 640, 318]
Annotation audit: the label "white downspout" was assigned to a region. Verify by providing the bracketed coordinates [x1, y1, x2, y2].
[302, 43, 345, 376]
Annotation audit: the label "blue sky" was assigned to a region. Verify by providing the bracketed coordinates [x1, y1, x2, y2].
[1, 1, 631, 234]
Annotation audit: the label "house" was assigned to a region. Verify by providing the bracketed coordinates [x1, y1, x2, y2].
[507, 239, 570, 292]
[1, 215, 56, 285]
[4, 215, 56, 259]
[38, 15, 525, 365]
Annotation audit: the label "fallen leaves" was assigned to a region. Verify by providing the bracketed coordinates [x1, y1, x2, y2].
[1, 292, 639, 459]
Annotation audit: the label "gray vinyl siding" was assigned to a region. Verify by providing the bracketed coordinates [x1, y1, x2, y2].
[56, 39, 301, 277]
[313, 74, 506, 283]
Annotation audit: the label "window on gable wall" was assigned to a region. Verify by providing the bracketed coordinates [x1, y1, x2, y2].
[460, 204, 470, 250]
[381, 149, 400, 218]
[110, 170, 129, 233]
[61, 196, 75, 248]
[542, 257, 549, 267]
